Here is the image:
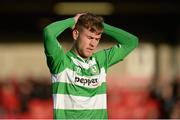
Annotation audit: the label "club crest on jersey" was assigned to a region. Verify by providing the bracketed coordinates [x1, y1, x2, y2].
[90, 65, 99, 75]
[75, 66, 81, 74]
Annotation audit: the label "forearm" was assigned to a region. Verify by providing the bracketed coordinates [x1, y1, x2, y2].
[43, 18, 75, 55]
[103, 23, 138, 50]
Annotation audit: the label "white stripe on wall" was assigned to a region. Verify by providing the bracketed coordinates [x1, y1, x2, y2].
[53, 94, 107, 110]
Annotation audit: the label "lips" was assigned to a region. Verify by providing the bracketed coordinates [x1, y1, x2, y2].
[87, 48, 94, 51]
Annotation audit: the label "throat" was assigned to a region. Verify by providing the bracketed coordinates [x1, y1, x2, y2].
[71, 48, 89, 62]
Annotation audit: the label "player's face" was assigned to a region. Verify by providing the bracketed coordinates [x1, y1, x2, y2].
[73, 27, 102, 59]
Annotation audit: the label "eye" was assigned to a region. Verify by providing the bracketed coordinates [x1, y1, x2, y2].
[87, 36, 93, 40]
[95, 38, 100, 41]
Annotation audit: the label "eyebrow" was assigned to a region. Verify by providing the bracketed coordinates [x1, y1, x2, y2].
[87, 35, 101, 39]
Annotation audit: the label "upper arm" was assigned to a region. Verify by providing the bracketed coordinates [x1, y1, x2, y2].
[94, 41, 138, 69]
[43, 18, 75, 74]
[102, 23, 139, 68]
[43, 25, 67, 74]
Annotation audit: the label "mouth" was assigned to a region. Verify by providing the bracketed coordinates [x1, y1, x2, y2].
[87, 48, 94, 52]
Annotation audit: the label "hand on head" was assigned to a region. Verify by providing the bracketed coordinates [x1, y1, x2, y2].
[72, 13, 87, 29]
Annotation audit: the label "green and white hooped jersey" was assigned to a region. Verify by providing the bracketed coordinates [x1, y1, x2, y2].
[43, 18, 138, 119]
[52, 50, 109, 119]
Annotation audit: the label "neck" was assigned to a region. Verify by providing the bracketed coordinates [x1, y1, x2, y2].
[71, 45, 88, 60]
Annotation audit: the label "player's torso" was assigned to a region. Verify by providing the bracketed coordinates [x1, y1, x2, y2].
[52, 51, 108, 119]
[52, 52, 107, 89]
[52, 51, 107, 106]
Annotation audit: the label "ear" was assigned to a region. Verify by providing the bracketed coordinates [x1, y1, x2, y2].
[72, 29, 79, 40]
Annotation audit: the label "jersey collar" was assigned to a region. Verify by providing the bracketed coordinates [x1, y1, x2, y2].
[68, 50, 93, 63]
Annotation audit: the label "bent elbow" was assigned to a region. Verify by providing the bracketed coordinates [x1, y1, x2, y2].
[133, 36, 139, 47]
[124, 36, 139, 52]
[130, 36, 139, 49]
[43, 26, 54, 42]
[43, 26, 50, 36]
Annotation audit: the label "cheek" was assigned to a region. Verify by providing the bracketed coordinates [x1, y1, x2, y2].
[92, 40, 99, 47]
[95, 40, 100, 45]
[78, 38, 88, 49]
[80, 38, 90, 46]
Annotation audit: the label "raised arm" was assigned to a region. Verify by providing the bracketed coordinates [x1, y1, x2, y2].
[43, 18, 74, 55]
[94, 23, 138, 69]
[103, 23, 138, 50]
[104, 23, 138, 67]
[43, 18, 75, 73]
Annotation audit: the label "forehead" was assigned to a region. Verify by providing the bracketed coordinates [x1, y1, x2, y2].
[80, 27, 102, 37]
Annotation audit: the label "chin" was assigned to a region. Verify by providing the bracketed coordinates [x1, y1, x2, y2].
[83, 53, 92, 58]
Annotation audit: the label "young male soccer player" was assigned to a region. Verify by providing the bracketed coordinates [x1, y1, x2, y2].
[43, 13, 138, 119]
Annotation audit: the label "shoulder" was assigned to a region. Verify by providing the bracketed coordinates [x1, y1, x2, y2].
[93, 50, 107, 68]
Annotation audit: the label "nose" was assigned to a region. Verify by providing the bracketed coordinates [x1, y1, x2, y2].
[89, 39, 96, 47]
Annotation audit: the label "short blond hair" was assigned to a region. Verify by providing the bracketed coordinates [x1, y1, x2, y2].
[75, 13, 104, 34]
